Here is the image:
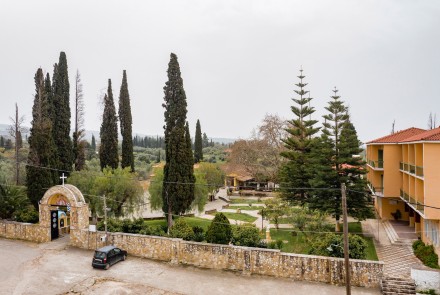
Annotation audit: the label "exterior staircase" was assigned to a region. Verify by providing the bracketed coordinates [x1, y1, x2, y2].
[381, 276, 416, 295]
[382, 220, 416, 245]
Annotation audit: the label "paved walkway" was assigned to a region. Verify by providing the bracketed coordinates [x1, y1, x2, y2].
[361, 219, 425, 278]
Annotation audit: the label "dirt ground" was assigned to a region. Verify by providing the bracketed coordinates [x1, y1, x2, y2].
[0, 237, 381, 295]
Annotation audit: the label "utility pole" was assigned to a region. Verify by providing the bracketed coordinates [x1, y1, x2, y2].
[341, 183, 351, 295]
[103, 195, 108, 245]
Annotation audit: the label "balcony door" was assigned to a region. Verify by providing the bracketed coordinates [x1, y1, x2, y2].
[378, 149, 384, 168]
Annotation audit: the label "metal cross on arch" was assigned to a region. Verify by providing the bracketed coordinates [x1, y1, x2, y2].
[60, 173, 67, 187]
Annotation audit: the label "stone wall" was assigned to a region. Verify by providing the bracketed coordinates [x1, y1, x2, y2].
[0, 221, 50, 243]
[0, 221, 383, 288]
[72, 229, 383, 288]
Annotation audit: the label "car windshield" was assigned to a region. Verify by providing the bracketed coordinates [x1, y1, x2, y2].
[94, 251, 106, 259]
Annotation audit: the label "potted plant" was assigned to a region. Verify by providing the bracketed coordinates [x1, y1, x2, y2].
[391, 209, 402, 221]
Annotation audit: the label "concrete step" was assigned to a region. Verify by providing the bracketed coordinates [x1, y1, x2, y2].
[382, 220, 399, 244]
[394, 239, 416, 246]
[381, 276, 416, 295]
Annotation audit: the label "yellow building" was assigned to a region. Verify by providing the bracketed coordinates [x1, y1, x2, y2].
[367, 127, 440, 253]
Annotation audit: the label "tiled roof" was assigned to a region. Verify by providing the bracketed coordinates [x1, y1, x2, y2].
[367, 127, 426, 144]
[400, 127, 440, 142]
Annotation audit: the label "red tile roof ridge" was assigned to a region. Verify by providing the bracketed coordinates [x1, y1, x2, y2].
[400, 126, 440, 142]
[367, 127, 426, 144]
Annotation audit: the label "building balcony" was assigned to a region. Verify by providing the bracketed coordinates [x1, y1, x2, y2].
[367, 160, 384, 170]
[399, 162, 424, 178]
[400, 189, 424, 215]
[368, 182, 384, 197]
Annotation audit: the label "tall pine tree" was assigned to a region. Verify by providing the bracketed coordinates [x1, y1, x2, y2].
[99, 79, 119, 170]
[118, 70, 134, 172]
[317, 87, 348, 231]
[162, 53, 195, 229]
[310, 88, 371, 231]
[26, 68, 57, 209]
[339, 114, 372, 221]
[194, 119, 203, 163]
[280, 69, 319, 205]
[52, 52, 73, 176]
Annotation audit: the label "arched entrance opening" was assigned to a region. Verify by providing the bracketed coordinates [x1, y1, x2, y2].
[39, 184, 89, 241]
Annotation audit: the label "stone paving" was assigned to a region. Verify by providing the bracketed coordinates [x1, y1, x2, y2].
[361, 219, 425, 279]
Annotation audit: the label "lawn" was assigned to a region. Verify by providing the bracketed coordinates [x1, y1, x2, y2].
[229, 198, 264, 204]
[227, 205, 264, 211]
[216, 212, 258, 223]
[268, 222, 379, 261]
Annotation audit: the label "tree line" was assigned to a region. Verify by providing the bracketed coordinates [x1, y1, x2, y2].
[25, 52, 136, 209]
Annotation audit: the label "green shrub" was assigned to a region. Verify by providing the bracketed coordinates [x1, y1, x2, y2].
[139, 225, 166, 237]
[169, 218, 194, 241]
[413, 240, 439, 269]
[267, 241, 277, 249]
[15, 206, 39, 223]
[192, 226, 205, 242]
[275, 239, 283, 250]
[256, 240, 268, 248]
[231, 225, 261, 247]
[418, 289, 437, 295]
[308, 233, 367, 259]
[206, 213, 232, 244]
[413, 239, 424, 251]
[97, 218, 123, 232]
[122, 218, 145, 233]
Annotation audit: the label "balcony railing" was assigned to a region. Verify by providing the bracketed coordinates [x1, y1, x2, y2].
[367, 160, 384, 169]
[399, 162, 424, 177]
[400, 188, 424, 214]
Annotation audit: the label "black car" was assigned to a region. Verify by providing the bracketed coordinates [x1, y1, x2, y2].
[92, 245, 127, 270]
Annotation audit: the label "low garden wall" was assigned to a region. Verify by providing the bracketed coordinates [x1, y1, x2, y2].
[0, 220, 50, 243]
[71, 229, 384, 288]
[411, 267, 440, 293]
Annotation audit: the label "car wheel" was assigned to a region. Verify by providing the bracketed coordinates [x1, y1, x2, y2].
[122, 255, 126, 261]
[105, 263, 110, 270]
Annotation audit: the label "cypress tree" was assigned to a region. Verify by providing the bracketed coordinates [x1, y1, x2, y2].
[43, 72, 58, 184]
[162, 53, 195, 229]
[99, 80, 119, 170]
[44, 73, 55, 129]
[280, 69, 319, 205]
[194, 119, 203, 163]
[0, 136, 4, 147]
[185, 121, 195, 198]
[91, 135, 96, 152]
[26, 68, 57, 209]
[202, 132, 209, 148]
[118, 70, 134, 172]
[52, 52, 73, 175]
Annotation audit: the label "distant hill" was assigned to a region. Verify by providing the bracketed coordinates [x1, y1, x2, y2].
[0, 124, 235, 144]
[133, 132, 236, 145]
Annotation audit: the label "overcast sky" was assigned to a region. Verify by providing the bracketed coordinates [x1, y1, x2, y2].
[1, 0, 439, 142]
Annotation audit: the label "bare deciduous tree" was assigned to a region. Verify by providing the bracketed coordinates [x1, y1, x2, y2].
[9, 103, 26, 185]
[428, 112, 437, 130]
[73, 70, 86, 170]
[227, 114, 287, 183]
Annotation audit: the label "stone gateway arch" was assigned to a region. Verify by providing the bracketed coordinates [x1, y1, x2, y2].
[39, 184, 89, 241]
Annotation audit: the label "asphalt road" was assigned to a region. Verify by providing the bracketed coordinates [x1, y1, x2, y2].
[0, 237, 381, 295]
